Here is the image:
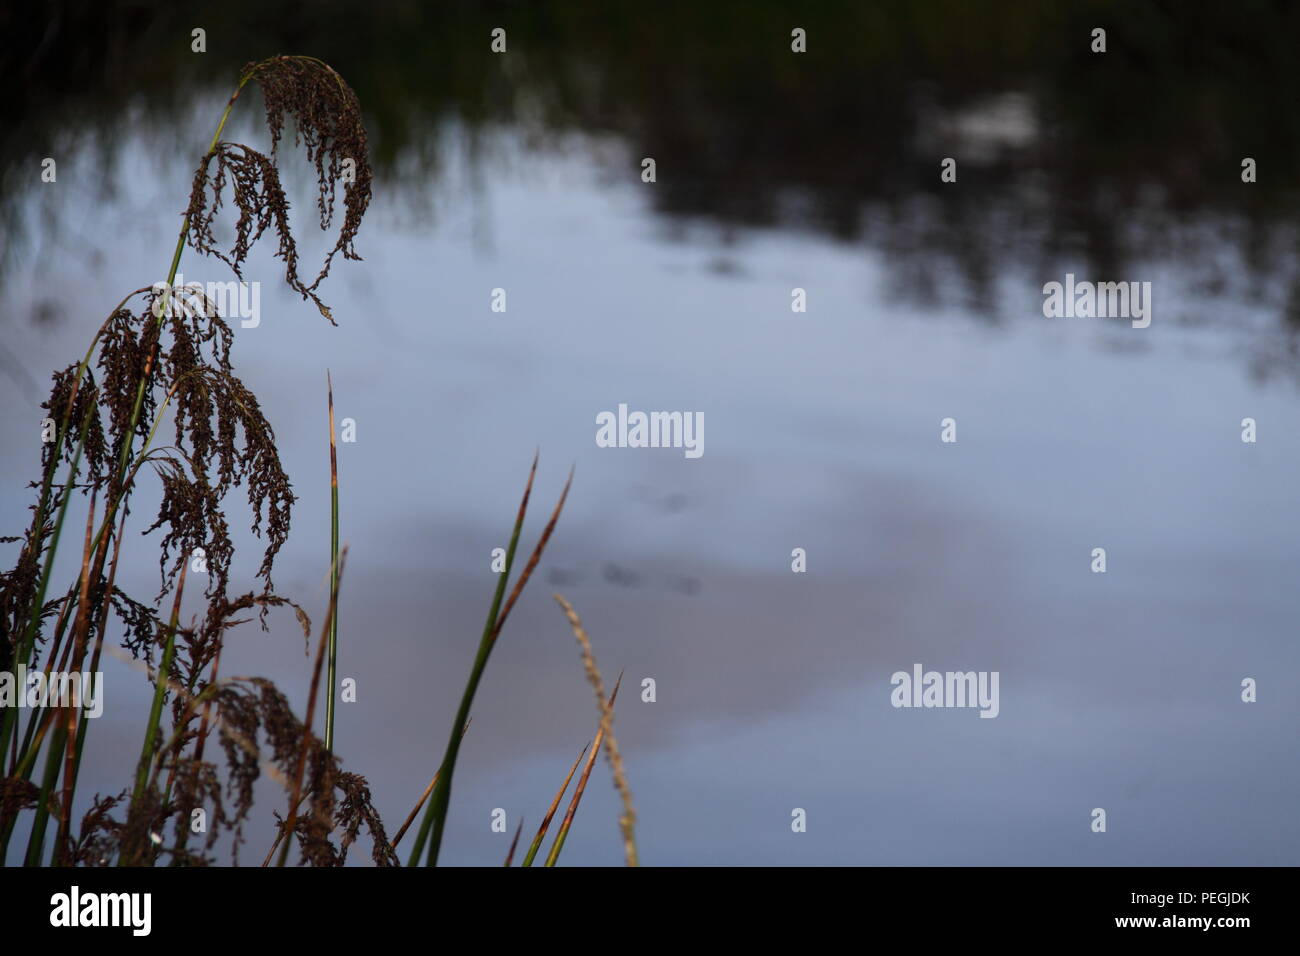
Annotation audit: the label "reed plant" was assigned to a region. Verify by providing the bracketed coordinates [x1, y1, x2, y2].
[0, 55, 635, 867]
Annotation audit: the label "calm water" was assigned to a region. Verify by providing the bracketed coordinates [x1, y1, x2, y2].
[2, 3, 1298, 864]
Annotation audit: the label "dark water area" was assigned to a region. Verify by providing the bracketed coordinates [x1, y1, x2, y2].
[1, 1, 1297, 865]
[8, 2, 1300, 332]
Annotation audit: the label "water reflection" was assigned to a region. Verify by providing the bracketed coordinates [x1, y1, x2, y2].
[5, 2, 1300, 336]
[1, 2, 1298, 865]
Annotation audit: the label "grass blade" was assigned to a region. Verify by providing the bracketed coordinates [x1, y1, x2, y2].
[503, 817, 524, 867]
[115, 560, 188, 865]
[325, 371, 340, 753]
[23, 491, 99, 866]
[411, 456, 573, 867]
[12, 590, 74, 777]
[129, 564, 188, 809]
[390, 719, 470, 850]
[0, 402, 94, 775]
[490, 466, 573, 646]
[543, 676, 621, 867]
[406, 455, 537, 866]
[521, 742, 588, 867]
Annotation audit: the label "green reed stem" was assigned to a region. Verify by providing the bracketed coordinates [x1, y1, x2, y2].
[408, 482, 530, 866]
[325, 372, 339, 752]
[23, 724, 66, 866]
[130, 583, 185, 808]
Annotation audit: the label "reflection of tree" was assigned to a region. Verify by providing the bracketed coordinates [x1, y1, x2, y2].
[5, 0, 1300, 336]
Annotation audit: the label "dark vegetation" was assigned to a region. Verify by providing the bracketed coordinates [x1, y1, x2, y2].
[0, 55, 635, 867]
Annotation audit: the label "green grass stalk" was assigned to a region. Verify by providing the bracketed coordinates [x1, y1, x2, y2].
[406, 457, 538, 866]
[544, 677, 621, 867]
[520, 743, 587, 867]
[325, 372, 339, 752]
[411, 458, 576, 866]
[3, 408, 93, 862]
[128, 562, 189, 813]
[25, 487, 97, 866]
